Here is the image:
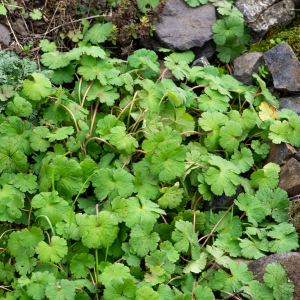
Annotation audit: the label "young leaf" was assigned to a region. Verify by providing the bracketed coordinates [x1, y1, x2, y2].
[158, 184, 184, 209]
[267, 223, 299, 253]
[26, 271, 56, 300]
[39, 40, 56, 52]
[22, 73, 51, 101]
[239, 237, 269, 259]
[47, 126, 74, 142]
[70, 253, 95, 279]
[230, 148, 254, 173]
[31, 191, 70, 229]
[172, 220, 199, 254]
[124, 196, 165, 228]
[45, 279, 76, 300]
[41, 52, 71, 69]
[150, 141, 186, 182]
[77, 211, 119, 249]
[30, 9, 42, 20]
[255, 188, 290, 222]
[92, 168, 134, 200]
[219, 121, 243, 152]
[264, 263, 294, 300]
[234, 193, 266, 226]
[212, 17, 244, 46]
[205, 155, 240, 196]
[6, 96, 33, 117]
[84, 22, 113, 44]
[103, 278, 137, 300]
[243, 280, 274, 300]
[35, 236, 68, 263]
[129, 222, 160, 257]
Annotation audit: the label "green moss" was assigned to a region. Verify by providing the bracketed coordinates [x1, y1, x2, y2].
[249, 12, 300, 56]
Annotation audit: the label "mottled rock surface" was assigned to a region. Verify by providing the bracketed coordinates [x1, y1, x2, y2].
[0, 24, 11, 46]
[278, 95, 300, 115]
[142, 0, 216, 51]
[192, 56, 210, 67]
[235, 0, 295, 41]
[264, 43, 300, 92]
[12, 18, 28, 37]
[233, 52, 264, 85]
[247, 253, 300, 300]
[279, 157, 300, 197]
[264, 142, 296, 166]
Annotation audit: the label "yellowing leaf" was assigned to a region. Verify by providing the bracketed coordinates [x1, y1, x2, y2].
[258, 101, 279, 121]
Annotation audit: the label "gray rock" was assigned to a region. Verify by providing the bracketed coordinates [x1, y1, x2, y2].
[12, 19, 28, 37]
[235, 0, 295, 41]
[279, 157, 300, 197]
[192, 40, 216, 61]
[203, 185, 243, 213]
[246, 253, 300, 300]
[264, 142, 297, 166]
[0, 24, 11, 46]
[278, 95, 300, 115]
[264, 43, 300, 92]
[234, 0, 277, 23]
[233, 52, 264, 85]
[295, 150, 300, 162]
[146, 0, 216, 51]
[192, 56, 210, 67]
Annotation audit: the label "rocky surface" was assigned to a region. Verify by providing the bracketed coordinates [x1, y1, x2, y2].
[279, 157, 300, 197]
[233, 52, 264, 85]
[192, 40, 216, 61]
[278, 95, 300, 115]
[142, 0, 216, 51]
[0, 24, 11, 47]
[264, 43, 300, 92]
[192, 56, 210, 67]
[295, 150, 300, 162]
[246, 253, 300, 300]
[203, 185, 243, 213]
[12, 19, 28, 37]
[264, 142, 297, 166]
[235, 0, 295, 41]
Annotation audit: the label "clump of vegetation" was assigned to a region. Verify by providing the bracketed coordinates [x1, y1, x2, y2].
[249, 13, 300, 55]
[0, 20, 299, 298]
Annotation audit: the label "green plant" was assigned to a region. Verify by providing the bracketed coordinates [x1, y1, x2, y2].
[258, 65, 269, 79]
[184, 0, 250, 62]
[0, 38, 299, 299]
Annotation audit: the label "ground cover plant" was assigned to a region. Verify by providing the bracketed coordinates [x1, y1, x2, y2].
[0, 31, 299, 299]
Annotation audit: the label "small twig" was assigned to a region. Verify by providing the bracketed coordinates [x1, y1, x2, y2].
[198, 234, 217, 243]
[90, 99, 100, 137]
[45, 231, 51, 246]
[201, 203, 235, 249]
[180, 131, 212, 136]
[84, 137, 119, 154]
[116, 91, 140, 121]
[160, 214, 168, 224]
[122, 154, 132, 169]
[198, 261, 217, 283]
[188, 85, 207, 91]
[0, 286, 13, 292]
[185, 162, 208, 170]
[43, 13, 112, 35]
[85, 266, 96, 285]
[49, 99, 79, 132]
[165, 276, 182, 285]
[81, 80, 94, 107]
